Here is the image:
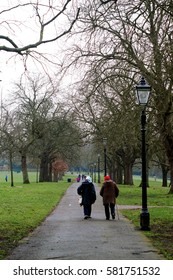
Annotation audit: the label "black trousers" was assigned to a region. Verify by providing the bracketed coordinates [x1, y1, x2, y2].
[104, 203, 115, 219]
[83, 204, 92, 217]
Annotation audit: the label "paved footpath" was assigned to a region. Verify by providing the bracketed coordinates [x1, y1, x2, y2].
[7, 183, 164, 260]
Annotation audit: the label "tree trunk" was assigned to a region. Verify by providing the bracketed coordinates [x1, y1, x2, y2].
[36, 163, 39, 183]
[48, 162, 52, 182]
[109, 160, 118, 183]
[21, 152, 30, 184]
[9, 151, 14, 187]
[39, 152, 50, 182]
[58, 173, 63, 180]
[163, 130, 173, 193]
[161, 164, 168, 187]
[118, 150, 135, 185]
[168, 160, 173, 194]
[111, 168, 117, 183]
[124, 162, 133, 185]
[117, 164, 123, 184]
[53, 173, 58, 182]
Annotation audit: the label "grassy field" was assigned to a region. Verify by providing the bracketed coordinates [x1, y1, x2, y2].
[0, 172, 173, 260]
[0, 171, 74, 260]
[117, 178, 173, 260]
[0, 170, 42, 185]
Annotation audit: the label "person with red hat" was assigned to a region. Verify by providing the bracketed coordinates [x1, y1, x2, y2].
[100, 175, 119, 220]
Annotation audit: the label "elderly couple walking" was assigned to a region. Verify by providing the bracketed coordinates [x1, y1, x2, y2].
[77, 175, 119, 220]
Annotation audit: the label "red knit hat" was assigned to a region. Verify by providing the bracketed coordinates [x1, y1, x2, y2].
[104, 175, 111, 181]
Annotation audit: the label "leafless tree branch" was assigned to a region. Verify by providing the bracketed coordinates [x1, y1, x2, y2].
[0, 1, 80, 55]
[100, 0, 118, 4]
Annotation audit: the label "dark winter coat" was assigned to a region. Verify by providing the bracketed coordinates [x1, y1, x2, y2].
[77, 181, 96, 205]
[100, 180, 119, 205]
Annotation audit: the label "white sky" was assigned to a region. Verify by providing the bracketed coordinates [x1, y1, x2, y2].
[0, 0, 80, 101]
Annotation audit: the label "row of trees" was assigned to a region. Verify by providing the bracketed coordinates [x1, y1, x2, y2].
[61, 0, 173, 192]
[1, 1, 173, 192]
[0, 74, 83, 184]
[0, 1, 82, 184]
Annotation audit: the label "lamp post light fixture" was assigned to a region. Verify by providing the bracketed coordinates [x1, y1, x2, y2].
[98, 154, 101, 183]
[136, 76, 151, 231]
[103, 137, 107, 176]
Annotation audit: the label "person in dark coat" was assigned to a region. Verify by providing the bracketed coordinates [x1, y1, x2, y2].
[77, 176, 96, 219]
[100, 175, 119, 220]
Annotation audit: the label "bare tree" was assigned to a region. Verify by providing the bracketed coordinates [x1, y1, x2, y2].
[66, 0, 173, 193]
[5, 74, 58, 183]
[0, 1, 80, 56]
[68, 61, 141, 185]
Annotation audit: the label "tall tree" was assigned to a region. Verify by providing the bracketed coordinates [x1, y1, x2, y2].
[67, 0, 173, 193]
[8, 74, 58, 183]
[69, 58, 140, 184]
[38, 114, 83, 182]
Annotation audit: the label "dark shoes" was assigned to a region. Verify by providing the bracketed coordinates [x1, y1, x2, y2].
[84, 215, 91, 219]
[106, 214, 115, 220]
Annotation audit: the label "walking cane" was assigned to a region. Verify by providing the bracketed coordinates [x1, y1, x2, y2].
[115, 203, 120, 220]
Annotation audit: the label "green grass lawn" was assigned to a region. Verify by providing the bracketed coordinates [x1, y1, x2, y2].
[117, 179, 173, 260]
[0, 173, 72, 260]
[0, 172, 173, 260]
[118, 181, 173, 206]
[0, 170, 37, 185]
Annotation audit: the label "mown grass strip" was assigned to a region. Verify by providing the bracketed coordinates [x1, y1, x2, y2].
[0, 181, 70, 259]
[121, 208, 173, 260]
[117, 181, 173, 259]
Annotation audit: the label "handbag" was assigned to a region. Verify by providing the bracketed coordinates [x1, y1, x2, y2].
[78, 196, 82, 206]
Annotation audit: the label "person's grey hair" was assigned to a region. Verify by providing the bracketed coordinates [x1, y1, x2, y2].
[86, 176, 92, 183]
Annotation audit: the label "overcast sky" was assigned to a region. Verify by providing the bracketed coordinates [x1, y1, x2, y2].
[0, 0, 79, 101]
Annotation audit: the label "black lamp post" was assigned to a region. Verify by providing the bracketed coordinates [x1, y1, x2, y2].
[136, 76, 151, 231]
[94, 163, 96, 183]
[91, 164, 94, 182]
[98, 154, 101, 183]
[103, 138, 107, 176]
